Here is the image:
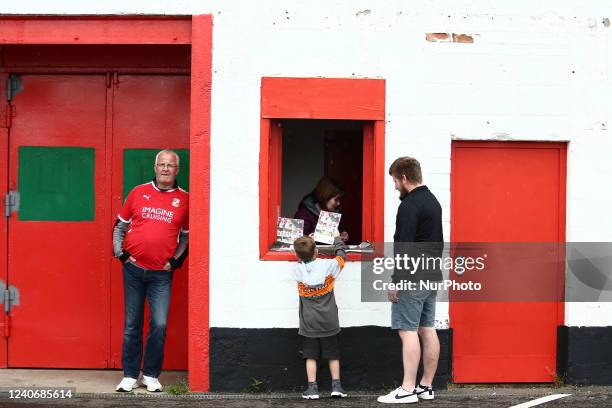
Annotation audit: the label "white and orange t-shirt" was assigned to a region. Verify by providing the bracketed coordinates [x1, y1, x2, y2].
[118, 182, 189, 270]
[293, 256, 345, 337]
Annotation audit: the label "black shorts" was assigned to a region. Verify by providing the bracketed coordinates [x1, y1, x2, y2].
[301, 334, 340, 360]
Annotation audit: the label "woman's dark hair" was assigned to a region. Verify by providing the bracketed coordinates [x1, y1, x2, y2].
[312, 177, 344, 210]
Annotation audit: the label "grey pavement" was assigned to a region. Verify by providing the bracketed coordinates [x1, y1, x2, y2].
[0, 370, 610, 407]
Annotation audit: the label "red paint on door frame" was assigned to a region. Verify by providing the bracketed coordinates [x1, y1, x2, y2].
[0, 15, 212, 391]
[0, 74, 8, 367]
[187, 14, 212, 392]
[0, 17, 192, 45]
[259, 77, 385, 261]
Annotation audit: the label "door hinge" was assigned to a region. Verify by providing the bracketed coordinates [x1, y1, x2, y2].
[6, 75, 23, 102]
[1, 281, 20, 338]
[2, 285, 19, 313]
[5, 191, 19, 218]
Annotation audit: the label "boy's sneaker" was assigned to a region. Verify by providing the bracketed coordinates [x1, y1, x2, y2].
[115, 377, 139, 392]
[330, 379, 347, 398]
[302, 382, 319, 400]
[377, 387, 418, 404]
[142, 375, 163, 392]
[416, 383, 434, 400]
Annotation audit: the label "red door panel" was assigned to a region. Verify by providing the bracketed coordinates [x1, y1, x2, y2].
[450, 141, 566, 382]
[0, 74, 8, 368]
[110, 75, 190, 370]
[8, 75, 109, 368]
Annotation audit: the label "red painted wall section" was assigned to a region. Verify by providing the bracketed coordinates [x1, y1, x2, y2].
[261, 77, 385, 120]
[0, 17, 191, 45]
[0, 74, 7, 367]
[188, 14, 213, 393]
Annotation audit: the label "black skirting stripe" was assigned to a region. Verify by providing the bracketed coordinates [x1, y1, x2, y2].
[210, 326, 451, 392]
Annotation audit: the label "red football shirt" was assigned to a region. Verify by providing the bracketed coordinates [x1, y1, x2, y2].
[118, 182, 189, 270]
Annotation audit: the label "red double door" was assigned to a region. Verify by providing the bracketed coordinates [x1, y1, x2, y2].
[451, 141, 566, 382]
[1, 74, 189, 369]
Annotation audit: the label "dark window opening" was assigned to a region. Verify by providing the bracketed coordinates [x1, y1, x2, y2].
[281, 119, 363, 245]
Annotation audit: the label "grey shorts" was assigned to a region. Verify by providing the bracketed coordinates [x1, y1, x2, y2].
[391, 289, 437, 331]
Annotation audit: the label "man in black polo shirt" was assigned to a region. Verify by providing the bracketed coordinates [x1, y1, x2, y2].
[378, 157, 443, 404]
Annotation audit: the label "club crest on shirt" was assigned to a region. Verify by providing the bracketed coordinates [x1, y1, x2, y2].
[172, 198, 181, 208]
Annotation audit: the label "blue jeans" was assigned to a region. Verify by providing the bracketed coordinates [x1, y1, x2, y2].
[121, 262, 173, 379]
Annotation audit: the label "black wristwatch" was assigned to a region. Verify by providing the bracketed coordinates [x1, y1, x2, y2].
[118, 251, 132, 264]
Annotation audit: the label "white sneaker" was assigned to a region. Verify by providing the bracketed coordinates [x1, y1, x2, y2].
[377, 387, 418, 404]
[142, 375, 163, 392]
[116, 377, 139, 392]
[416, 383, 434, 400]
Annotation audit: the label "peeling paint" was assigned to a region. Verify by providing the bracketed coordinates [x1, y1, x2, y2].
[452, 33, 474, 43]
[426, 32, 450, 42]
[491, 133, 514, 140]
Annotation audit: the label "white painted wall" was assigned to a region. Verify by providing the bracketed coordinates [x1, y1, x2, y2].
[4, 0, 612, 327]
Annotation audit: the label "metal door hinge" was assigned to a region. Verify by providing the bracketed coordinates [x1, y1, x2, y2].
[1, 284, 20, 313]
[7, 75, 23, 102]
[5, 191, 19, 218]
[1, 281, 19, 338]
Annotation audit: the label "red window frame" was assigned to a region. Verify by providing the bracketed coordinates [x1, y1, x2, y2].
[259, 77, 385, 260]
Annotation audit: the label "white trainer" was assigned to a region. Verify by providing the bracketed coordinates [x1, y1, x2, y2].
[377, 387, 418, 404]
[116, 377, 139, 392]
[416, 383, 434, 400]
[142, 375, 163, 392]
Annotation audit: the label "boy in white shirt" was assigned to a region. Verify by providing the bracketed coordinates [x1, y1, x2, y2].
[293, 235, 348, 400]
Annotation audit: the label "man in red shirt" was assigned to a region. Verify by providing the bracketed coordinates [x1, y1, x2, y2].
[113, 150, 189, 393]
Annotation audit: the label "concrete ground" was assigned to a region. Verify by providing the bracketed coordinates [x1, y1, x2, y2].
[0, 370, 610, 407]
[0, 370, 187, 394]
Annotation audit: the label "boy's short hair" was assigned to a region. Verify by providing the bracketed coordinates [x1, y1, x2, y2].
[294, 236, 316, 261]
[388, 156, 422, 184]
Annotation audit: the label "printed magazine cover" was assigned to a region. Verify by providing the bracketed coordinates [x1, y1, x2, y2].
[277, 217, 304, 244]
[313, 210, 341, 244]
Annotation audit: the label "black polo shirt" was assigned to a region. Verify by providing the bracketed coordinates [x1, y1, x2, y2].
[393, 185, 443, 283]
[394, 185, 443, 243]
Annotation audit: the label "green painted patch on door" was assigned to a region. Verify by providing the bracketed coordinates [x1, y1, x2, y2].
[123, 149, 190, 200]
[18, 146, 95, 221]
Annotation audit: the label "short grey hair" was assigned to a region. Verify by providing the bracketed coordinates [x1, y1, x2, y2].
[155, 149, 180, 166]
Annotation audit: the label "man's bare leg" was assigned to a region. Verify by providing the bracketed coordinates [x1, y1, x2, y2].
[418, 326, 440, 386]
[398, 330, 420, 391]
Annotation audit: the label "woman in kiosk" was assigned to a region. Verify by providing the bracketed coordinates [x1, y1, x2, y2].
[294, 176, 349, 243]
